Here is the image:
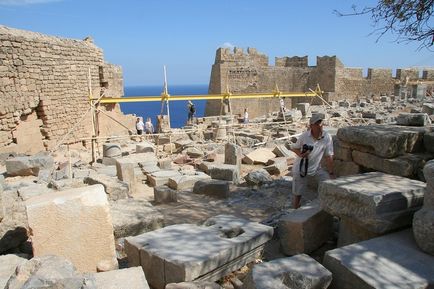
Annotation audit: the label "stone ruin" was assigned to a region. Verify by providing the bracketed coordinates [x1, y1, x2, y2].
[206, 47, 434, 120]
[0, 25, 135, 154]
[0, 25, 433, 289]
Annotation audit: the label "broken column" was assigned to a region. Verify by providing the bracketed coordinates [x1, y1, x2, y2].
[25, 184, 118, 272]
[125, 214, 273, 289]
[413, 159, 434, 255]
[319, 172, 425, 246]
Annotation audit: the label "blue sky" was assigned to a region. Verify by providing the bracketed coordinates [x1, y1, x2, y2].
[1, 0, 433, 86]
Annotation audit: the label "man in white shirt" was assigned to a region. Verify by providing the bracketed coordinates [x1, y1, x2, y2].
[136, 117, 144, 135]
[290, 114, 335, 209]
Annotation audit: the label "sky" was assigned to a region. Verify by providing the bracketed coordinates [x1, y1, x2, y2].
[0, 0, 433, 86]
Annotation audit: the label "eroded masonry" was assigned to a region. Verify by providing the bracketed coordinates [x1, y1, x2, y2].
[0, 26, 133, 154]
[206, 47, 434, 119]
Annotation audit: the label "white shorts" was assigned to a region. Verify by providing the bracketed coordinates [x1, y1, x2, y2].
[292, 168, 330, 196]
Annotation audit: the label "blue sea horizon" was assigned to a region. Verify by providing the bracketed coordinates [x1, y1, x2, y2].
[120, 84, 208, 128]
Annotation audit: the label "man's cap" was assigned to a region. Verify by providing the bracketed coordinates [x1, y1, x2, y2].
[309, 113, 325, 125]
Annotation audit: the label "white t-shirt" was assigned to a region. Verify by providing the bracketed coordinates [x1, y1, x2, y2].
[291, 130, 333, 176]
[136, 120, 144, 131]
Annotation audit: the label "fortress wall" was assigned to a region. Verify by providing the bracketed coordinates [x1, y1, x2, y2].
[0, 26, 131, 153]
[207, 47, 434, 117]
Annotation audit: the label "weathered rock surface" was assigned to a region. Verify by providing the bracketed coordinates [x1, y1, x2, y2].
[6, 153, 54, 177]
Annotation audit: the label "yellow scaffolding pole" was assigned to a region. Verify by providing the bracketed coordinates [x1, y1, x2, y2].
[94, 88, 321, 104]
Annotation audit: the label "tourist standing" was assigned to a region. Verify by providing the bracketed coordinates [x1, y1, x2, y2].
[145, 117, 154, 134]
[187, 100, 195, 124]
[290, 114, 335, 209]
[243, 108, 249, 124]
[136, 117, 144, 135]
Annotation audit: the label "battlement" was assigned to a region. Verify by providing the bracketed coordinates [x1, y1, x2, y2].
[215, 47, 268, 66]
[275, 56, 308, 68]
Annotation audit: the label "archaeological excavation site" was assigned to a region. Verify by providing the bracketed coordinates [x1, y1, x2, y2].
[1, 25, 434, 289]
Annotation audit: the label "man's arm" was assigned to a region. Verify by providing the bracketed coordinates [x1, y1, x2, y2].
[324, 155, 335, 179]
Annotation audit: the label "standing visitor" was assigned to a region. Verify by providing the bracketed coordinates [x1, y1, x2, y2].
[290, 114, 335, 209]
[187, 100, 195, 124]
[145, 117, 154, 134]
[243, 108, 249, 124]
[136, 117, 144, 135]
[280, 98, 286, 113]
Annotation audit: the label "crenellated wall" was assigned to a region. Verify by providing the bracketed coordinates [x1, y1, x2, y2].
[206, 47, 434, 118]
[0, 26, 133, 154]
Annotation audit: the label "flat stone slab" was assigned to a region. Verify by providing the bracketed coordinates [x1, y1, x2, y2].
[168, 172, 211, 190]
[148, 170, 182, 187]
[93, 267, 150, 289]
[110, 199, 164, 239]
[208, 164, 240, 184]
[125, 214, 273, 289]
[243, 254, 332, 289]
[193, 179, 230, 199]
[319, 172, 425, 234]
[323, 229, 434, 289]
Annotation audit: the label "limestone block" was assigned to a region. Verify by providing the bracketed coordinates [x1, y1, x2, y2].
[423, 159, 434, 188]
[412, 208, 434, 255]
[323, 230, 434, 289]
[148, 170, 182, 187]
[103, 143, 121, 157]
[166, 281, 222, 289]
[197, 161, 216, 174]
[208, 164, 240, 184]
[94, 267, 150, 289]
[244, 169, 272, 186]
[424, 132, 434, 153]
[352, 150, 429, 178]
[0, 185, 3, 222]
[139, 163, 160, 175]
[125, 215, 273, 289]
[224, 142, 242, 166]
[422, 102, 434, 115]
[336, 125, 425, 158]
[186, 147, 205, 158]
[102, 156, 118, 166]
[243, 254, 332, 289]
[333, 160, 361, 177]
[333, 139, 352, 161]
[278, 203, 333, 255]
[263, 157, 288, 175]
[158, 157, 172, 169]
[296, 102, 310, 116]
[17, 183, 53, 201]
[337, 216, 382, 247]
[168, 172, 211, 190]
[319, 172, 425, 234]
[397, 112, 431, 126]
[193, 179, 230, 199]
[242, 148, 276, 165]
[5, 255, 90, 289]
[0, 254, 27, 289]
[272, 145, 296, 158]
[136, 141, 155, 153]
[25, 184, 118, 272]
[110, 198, 164, 239]
[174, 139, 193, 149]
[84, 172, 129, 201]
[116, 158, 138, 194]
[154, 185, 178, 204]
[6, 153, 54, 176]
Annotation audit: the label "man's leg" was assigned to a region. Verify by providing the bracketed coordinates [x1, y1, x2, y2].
[292, 174, 307, 209]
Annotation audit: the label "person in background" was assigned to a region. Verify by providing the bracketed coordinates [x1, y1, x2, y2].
[280, 97, 286, 113]
[136, 117, 144, 135]
[290, 114, 335, 209]
[145, 117, 154, 134]
[187, 100, 195, 124]
[243, 108, 249, 124]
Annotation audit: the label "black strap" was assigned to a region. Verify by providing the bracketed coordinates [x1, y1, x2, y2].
[299, 157, 309, 178]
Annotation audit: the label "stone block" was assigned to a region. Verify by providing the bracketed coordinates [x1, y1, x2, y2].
[193, 179, 230, 199]
[154, 185, 178, 204]
[197, 161, 216, 174]
[278, 202, 333, 255]
[333, 139, 352, 161]
[6, 152, 54, 176]
[25, 184, 118, 272]
[337, 216, 382, 247]
[263, 157, 288, 175]
[84, 172, 129, 201]
[158, 157, 172, 169]
[103, 143, 121, 157]
[148, 170, 182, 187]
[0, 254, 27, 289]
[166, 281, 221, 289]
[136, 141, 155, 153]
[424, 132, 434, 153]
[397, 112, 431, 126]
[272, 145, 296, 158]
[337, 125, 426, 158]
[244, 169, 272, 186]
[125, 215, 273, 289]
[422, 102, 434, 115]
[243, 254, 332, 289]
[102, 156, 118, 166]
[319, 172, 425, 235]
[116, 157, 138, 194]
[168, 172, 211, 190]
[333, 160, 361, 177]
[296, 102, 310, 116]
[94, 267, 150, 289]
[323, 230, 434, 289]
[209, 164, 240, 184]
[110, 198, 164, 239]
[242, 148, 276, 165]
[412, 208, 434, 255]
[224, 142, 242, 166]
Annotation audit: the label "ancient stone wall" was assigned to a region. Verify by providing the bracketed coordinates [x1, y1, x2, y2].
[206, 47, 434, 119]
[0, 26, 132, 153]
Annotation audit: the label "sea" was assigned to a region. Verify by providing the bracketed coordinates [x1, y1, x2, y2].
[120, 84, 208, 128]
